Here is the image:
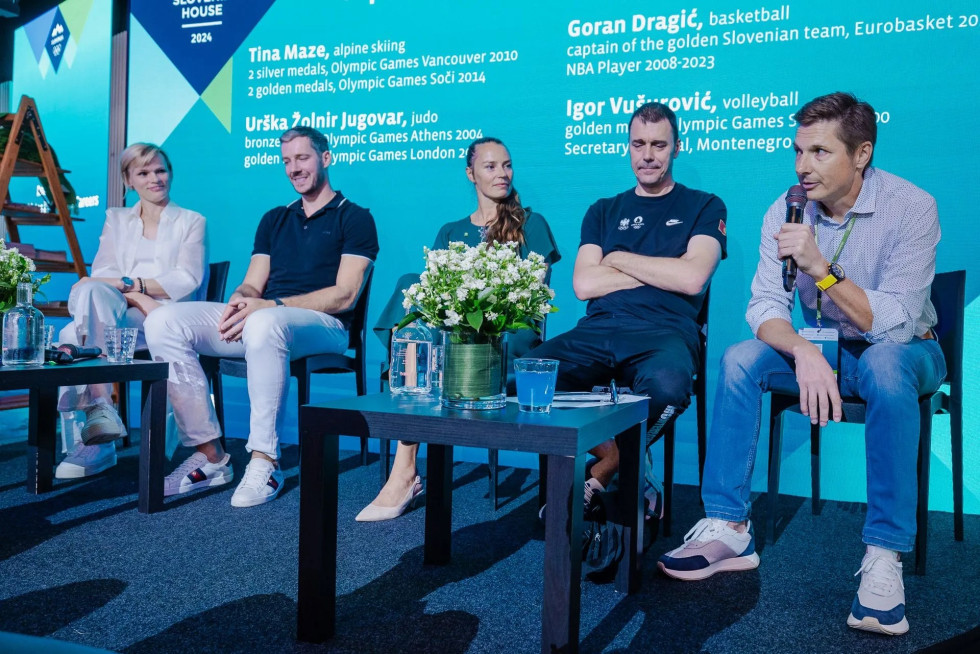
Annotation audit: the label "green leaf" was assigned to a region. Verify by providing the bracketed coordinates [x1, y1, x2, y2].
[465, 310, 484, 331]
[396, 311, 422, 330]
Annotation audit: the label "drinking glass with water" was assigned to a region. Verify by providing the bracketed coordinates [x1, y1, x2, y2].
[514, 358, 559, 413]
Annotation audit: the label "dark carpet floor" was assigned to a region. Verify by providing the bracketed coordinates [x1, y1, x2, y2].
[0, 439, 978, 653]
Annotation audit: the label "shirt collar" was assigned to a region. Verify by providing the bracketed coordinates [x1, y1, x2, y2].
[809, 167, 878, 226]
[287, 190, 347, 219]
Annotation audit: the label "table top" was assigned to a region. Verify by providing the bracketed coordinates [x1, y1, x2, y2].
[302, 392, 649, 457]
[0, 357, 169, 390]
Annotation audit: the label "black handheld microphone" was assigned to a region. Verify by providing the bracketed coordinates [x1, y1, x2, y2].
[782, 184, 808, 292]
[56, 344, 102, 361]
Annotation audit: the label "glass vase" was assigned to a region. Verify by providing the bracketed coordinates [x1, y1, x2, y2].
[441, 331, 506, 410]
[2, 282, 45, 367]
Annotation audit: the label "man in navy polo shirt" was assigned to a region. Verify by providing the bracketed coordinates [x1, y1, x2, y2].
[144, 126, 379, 507]
[526, 101, 727, 507]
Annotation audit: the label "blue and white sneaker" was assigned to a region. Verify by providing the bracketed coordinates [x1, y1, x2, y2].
[847, 546, 909, 635]
[658, 518, 760, 580]
[230, 458, 284, 508]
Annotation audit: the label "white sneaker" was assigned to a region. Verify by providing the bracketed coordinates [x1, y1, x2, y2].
[164, 452, 234, 497]
[230, 458, 283, 508]
[847, 546, 909, 635]
[658, 518, 760, 580]
[80, 404, 127, 444]
[55, 441, 117, 479]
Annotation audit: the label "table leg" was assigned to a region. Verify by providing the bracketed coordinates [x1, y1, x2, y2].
[424, 443, 453, 565]
[297, 419, 339, 642]
[138, 379, 167, 514]
[542, 453, 584, 654]
[615, 422, 645, 594]
[27, 387, 58, 494]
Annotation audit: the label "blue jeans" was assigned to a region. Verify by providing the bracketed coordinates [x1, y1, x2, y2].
[701, 337, 946, 551]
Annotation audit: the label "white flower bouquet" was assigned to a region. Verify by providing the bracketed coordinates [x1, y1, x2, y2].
[0, 239, 50, 311]
[399, 241, 556, 336]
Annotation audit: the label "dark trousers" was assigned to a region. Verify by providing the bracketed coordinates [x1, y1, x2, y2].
[525, 316, 698, 431]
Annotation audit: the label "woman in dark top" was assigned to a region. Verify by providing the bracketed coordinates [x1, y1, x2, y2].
[358, 137, 560, 522]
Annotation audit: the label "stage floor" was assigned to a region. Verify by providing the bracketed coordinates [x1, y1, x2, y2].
[0, 435, 977, 653]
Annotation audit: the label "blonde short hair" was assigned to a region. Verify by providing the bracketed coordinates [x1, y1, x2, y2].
[120, 143, 172, 189]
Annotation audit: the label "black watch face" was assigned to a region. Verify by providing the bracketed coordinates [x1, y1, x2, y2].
[830, 263, 845, 281]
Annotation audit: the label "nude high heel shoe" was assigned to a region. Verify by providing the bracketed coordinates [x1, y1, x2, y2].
[355, 476, 424, 522]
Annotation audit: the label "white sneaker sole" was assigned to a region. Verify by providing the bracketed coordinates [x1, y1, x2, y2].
[55, 455, 117, 479]
[81, 422, 127, 445]
[164, 471, 234, 497]
[847, 613, 909, 636]
[230, 483, 282, 508]
[658, 551, 760, 581]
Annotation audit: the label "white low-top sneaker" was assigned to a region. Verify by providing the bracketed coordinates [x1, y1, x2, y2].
[847, 546, 909, 635]
[164, 452, 233, 497]
[80, 404, 127, 444]
[230, 458, 283, 508]
[55, 441, 117, 479]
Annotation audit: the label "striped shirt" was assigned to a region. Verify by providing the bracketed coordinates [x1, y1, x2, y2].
[746, 167, 939, 343]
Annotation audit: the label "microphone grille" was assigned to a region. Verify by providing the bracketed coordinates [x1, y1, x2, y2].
[786, 184, 807, 206]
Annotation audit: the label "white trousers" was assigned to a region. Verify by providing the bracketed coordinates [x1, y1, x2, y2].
[143, 301, 348, 460]
[58, 281, 147, 412]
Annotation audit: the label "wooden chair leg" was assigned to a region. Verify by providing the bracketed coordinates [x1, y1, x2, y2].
[662, 421, 675, 538]
[914, 399, 932, 576]
[767, 403, 789, 546]
[380, 438, 391, 484]
[810, 424, 821, 515]
[488, 449, 499, 509]
[117, 382, 132, 448]
[950, 394, 964, 541]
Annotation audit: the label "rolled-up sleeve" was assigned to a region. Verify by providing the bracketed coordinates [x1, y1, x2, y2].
[746, 198, 796, 335]
[861, 195, 939, 344]
[155, 213, 207, 302]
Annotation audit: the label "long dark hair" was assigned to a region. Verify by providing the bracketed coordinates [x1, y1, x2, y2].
[465, 137, 526, 246]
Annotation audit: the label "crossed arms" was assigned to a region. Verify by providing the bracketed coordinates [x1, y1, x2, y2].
[572, 234, 722, 301]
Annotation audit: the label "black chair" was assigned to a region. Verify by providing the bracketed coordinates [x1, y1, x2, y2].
[118, 261, 231, 443]
[200, 268, 374, 463]
[765, 270, 965, 575]
[651, 286, 711, 537]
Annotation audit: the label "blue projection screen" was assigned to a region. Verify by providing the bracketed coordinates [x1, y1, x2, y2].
[126, 0, 980, 510]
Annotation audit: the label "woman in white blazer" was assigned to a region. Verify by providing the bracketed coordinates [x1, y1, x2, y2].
[56, 143, 208, 479]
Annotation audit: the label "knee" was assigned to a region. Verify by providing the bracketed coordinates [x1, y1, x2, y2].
[639, 367, 693, 408]
[69, 280, 118, 308]
[242, 308, 288, 348]
[143, 304, 180, 348]
[857, 343, 917, 399]
[720, 339, 771, 382]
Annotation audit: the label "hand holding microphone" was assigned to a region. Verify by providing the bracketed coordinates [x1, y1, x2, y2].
[781, 184, 808, 292]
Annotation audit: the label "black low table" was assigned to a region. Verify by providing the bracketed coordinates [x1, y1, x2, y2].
[297, 392, 649, 653]
[0, 358, 170, 513]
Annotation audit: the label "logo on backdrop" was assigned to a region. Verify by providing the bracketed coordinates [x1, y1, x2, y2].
[21, 2, 90, 77]
[131, 0, 276, 95]
[44, 11, 69, 72]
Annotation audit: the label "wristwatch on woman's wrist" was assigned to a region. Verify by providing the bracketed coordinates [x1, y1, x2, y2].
[121, 276, 135, 292]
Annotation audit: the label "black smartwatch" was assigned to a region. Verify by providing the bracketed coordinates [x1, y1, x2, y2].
[121, 276, 135, 292]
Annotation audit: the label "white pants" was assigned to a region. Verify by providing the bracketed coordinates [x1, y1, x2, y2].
[143, 301, 348, 460]
[58, 281, 147, 412]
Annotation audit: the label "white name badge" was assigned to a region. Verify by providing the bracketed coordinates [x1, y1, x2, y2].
[798, 327, 840, 378]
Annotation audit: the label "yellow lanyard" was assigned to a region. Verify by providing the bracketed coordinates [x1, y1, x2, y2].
[814, 214, 856, 327]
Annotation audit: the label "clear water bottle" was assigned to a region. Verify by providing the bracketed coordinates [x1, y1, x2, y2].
[2, 281, 45, 367]
[390, 321, 432, 395]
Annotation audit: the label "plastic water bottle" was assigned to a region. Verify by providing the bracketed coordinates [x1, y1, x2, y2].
[390, 321, 432, 395]
[2, 282, 45, 367]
